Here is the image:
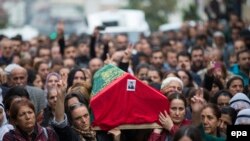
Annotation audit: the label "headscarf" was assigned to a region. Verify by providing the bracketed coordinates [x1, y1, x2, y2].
[0, 103, 14, 140]
[235, 109, 250, 125]
[44, 72, 61, 91]
[229, 93, 250, 111]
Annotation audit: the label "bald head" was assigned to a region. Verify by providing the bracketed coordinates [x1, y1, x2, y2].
[88, 58, 103, 74]
[9, 67, 28, 87]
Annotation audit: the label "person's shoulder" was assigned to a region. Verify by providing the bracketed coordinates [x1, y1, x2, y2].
[26, 85, 44, 93]
[2, 130, 15, 140]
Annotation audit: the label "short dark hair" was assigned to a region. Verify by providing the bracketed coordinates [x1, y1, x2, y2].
[221, 106, 237, 125]
[3, 86, 30, 112]
[191, 46, 204, 55]
[236, 49, 249, 61]
[212, 90, 233, 104]
[177, 51, 191, 61]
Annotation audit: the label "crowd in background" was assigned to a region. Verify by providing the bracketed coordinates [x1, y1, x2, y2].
[0, 8, 250, 141]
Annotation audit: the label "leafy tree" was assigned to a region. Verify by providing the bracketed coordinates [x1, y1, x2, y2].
[125, 0, 176, 31]
[182, 3, 200, 21]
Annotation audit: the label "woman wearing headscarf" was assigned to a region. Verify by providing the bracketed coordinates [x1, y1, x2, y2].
[0, 103, 14, 140]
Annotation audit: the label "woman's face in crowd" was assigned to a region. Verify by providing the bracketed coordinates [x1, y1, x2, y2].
[73, 71, 86, 85]
[169, 99, 185, 124]
[48, 90, 58, 110]
[71, 106, 90, 131]
[218, 114, 232, 134]
[217, 95, 230, 109]
[38, 63, 49, 79]
[229, 79, 243, 95]
[15, 105, 36, 134]
[201, 107, 219, 136]
[47, 75, 59, 88]
[33, 75, 43, 89]
[210, 84, 219, 97]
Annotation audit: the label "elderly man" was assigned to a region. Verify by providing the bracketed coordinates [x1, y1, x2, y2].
[8, 65, 46, 114]
[160, 77, 184, 97]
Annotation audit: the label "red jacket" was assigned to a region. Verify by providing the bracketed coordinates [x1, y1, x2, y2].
[148, 119, 191, 141]
[3, 124, 58, 141]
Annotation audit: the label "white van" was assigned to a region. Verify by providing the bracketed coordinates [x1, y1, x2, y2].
[86, 9, 150, 43]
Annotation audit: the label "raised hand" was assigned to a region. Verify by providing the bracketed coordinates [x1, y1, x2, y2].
[122, 43, 133, 62]
[191, 88, 207, 113]
[55, 82, 65, 122]
[159, 111, 174, 131]
[104, 53, 116, 65]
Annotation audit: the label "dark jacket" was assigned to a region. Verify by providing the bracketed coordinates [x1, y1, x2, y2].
[52, 116, 96, 141]
[41, 106, 54, 127]
[3, 124, 58, 141]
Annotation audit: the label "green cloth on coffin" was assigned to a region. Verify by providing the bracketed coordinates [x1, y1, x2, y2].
[91, 64, 125, 97]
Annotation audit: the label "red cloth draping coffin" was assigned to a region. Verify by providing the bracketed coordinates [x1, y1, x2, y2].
[90, 67, 169, 131]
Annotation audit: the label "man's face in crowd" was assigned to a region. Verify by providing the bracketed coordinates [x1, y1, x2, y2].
[10, 68, 27, 87]
[116, 35, 128, 50]
[89, 58, 103, 74]
[151, 51, 164, 68]
[39, 48, 51, 63]
[238, 51, 250, 70]
[167, 52, 177, 68]
[64, 46, 77, 59]
[63, 58, 75, 70]
[1, 39, 13, 58]
[38, 63, 49, 80]
[191, 49, 204, 68]
[234, 40, 246, 54]
[51, 46, 62, 60]
[177, 56, 191, 71]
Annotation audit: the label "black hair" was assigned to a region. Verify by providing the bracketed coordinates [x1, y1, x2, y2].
[226, 76, 244, 89]
[221, 106, 237, 125]
[236, 49, 249, 61]
[177, 51, 191, 61]
[212, 90, 233, 104]
[135, 63, 150, 75]
[64, 93, 88, 116]
[3, 86, 30, 112]
[177, 69, 194, 87]
[173, 125, 203, 141]
[67, 68, 86, 90]
[168, 92, 187, 107]
[191, 46, 204, 55]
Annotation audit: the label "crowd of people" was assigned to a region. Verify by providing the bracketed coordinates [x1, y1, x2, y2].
[0, 9, 250, 141]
